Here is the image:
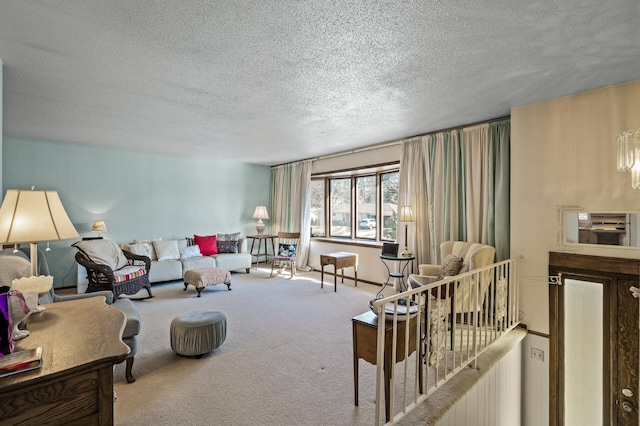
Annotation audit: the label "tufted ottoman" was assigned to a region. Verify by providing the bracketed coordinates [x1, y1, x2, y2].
[170, 310, 227, 357]
[183, 267, 232, 297]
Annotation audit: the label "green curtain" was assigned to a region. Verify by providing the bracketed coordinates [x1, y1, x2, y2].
[399, 118, 510, 264]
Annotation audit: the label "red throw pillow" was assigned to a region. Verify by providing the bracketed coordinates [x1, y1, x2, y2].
[194, 234, 218, 255]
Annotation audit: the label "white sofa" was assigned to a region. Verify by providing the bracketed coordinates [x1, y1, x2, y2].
[121, 238, 252, 284]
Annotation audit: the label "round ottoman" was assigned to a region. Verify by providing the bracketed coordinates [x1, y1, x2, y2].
[170, 310, 227, 357]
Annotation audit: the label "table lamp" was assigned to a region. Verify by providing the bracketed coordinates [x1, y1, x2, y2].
[252, 206, 269, 235]
[0, 189, 80, 276]
[399, 206, 414, 256]
[92, 220, 107, 237]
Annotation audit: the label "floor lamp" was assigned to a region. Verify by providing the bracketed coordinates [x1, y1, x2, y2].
[399, 206, 414, 257]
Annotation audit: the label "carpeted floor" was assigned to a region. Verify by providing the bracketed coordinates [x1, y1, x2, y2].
[113, 267, 391, 426]
[111, 267, 525, 426]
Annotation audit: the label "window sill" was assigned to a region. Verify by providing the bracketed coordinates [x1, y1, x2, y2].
[310, 237, 385, 249]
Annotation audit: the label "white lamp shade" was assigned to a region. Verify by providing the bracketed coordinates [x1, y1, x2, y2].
[252, 206, 269, 220]
[399, 206, 414, 222]
[0, 189, 79, 244]
[92, 221, 107, 232]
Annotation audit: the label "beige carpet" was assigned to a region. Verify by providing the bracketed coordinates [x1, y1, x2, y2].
[112, 268, 524, 426]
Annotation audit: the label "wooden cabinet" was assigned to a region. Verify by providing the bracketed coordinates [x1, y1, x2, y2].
[0, 297, 129, 425]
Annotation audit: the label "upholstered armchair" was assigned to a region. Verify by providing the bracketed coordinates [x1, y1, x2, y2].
[412, 241, 496, 313]
[73, 239, 153, 299]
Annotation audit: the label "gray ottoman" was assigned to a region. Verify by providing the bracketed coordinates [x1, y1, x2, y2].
[170, 310, 227, 357]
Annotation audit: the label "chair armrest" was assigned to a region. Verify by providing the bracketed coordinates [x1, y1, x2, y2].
[75, 251, 114, 278]
[122, 250, 151, 271]
[52, 290, 115, 305]
[418, 264, 440, 276]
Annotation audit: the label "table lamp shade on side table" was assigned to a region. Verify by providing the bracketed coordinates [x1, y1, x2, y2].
[399, 206, 414, 257]
[252, 206, 269, 235]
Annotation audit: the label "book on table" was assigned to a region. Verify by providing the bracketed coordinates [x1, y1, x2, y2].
[0, 346, 43, 378]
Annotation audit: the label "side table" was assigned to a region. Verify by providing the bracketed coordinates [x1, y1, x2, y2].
[379, 254, 415, 293]
[320, 252, 358, 292]
[352, 310, 422, 422]
[247, 234, 276, 268]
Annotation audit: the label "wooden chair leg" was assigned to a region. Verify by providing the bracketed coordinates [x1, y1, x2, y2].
[125, 357, 135, 383]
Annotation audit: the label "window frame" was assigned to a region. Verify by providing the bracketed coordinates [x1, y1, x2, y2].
[310, 163, 399, 242]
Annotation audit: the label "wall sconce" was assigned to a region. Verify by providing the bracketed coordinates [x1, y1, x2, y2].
[616, 129, 640, 189]
[399, 205, 414, 256]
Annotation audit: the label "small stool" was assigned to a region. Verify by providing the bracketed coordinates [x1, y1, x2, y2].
[183, 267, 232, 297]
[170, 310, 227, 357]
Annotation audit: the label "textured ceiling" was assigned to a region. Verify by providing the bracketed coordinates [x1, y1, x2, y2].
[0, 1, 639, 166]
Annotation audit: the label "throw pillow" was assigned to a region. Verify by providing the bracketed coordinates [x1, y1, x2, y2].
[194, 234, 218, 256]
[217, 240, 238, 254]
[133, 238, 162, 260]
[185, 237, 195, 247]
[73, 239, 128, 271]
[179, 245, 202, 259]
[439, 254, 463, 278]
[217, 232, 241, 242]
[128, 242, 151, 258]
[277, 243, 297, 258]
[153, 240, 180, 261]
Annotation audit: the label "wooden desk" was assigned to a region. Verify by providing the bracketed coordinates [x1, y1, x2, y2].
[247, 234, 277, 268]
[352, 310, 421, 422]
[0, 297, 129, 426]
[320, 252, 358, 292]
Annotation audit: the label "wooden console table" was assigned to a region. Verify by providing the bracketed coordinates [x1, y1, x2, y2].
[320, 252, 358, 292]
[352, 310, 422, 422]
[0, 297, 129, 426]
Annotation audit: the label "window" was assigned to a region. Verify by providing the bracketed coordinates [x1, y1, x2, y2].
[330, 178, 351, 237]
[310, 180, 326, 237]
[311, 165, 399, 241]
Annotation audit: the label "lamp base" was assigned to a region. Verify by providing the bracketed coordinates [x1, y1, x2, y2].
[255, 222, 266, 235]
[401, 248, 412, 257]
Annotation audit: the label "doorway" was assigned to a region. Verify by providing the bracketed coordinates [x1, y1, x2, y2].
[549, 252, 639, 425]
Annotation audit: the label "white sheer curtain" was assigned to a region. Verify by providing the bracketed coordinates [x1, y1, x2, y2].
[269, 160, 312, 270]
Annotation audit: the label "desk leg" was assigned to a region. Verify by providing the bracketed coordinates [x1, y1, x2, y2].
[354, 266, 358, 287]
[334, 265, 338, 291]
[352, 324, 359, 406]
[321, 264, 325, 289]
[384, 355, 391, 422]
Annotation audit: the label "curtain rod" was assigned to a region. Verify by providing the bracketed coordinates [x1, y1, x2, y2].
[271, 115, 510, 168]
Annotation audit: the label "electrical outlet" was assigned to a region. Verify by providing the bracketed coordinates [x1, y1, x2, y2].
[531, 347, 544, 361]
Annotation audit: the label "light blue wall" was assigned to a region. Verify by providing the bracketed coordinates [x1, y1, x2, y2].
[2, 135, 271, 287]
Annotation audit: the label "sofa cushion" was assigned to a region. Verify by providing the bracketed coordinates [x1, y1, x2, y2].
[217, 232, 240, 241]
[133, 238, 162, 260]
[217, 240, 238, 254]
[181, 256, 217, 273]
[153, 240, 180, 261]
[148, 259, 182, 283]
[179, 245, 202, 259]
[73, 239, 128, 271]
[129, 242, 151, 258]
[195, 235, 218, 255]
